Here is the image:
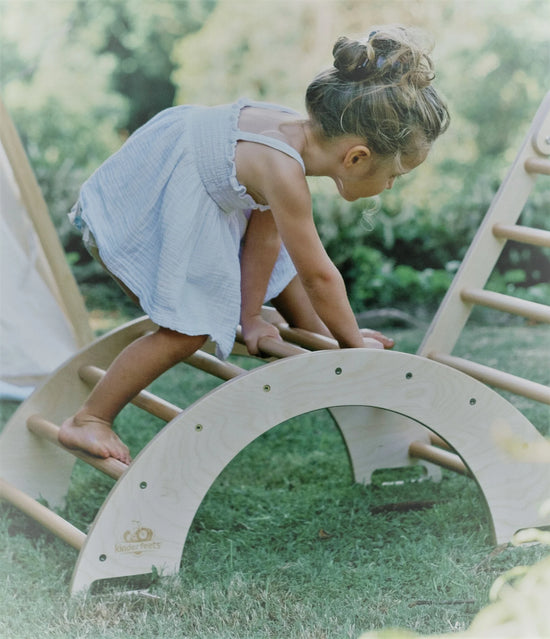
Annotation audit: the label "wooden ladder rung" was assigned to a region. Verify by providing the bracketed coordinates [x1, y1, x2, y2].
[276, 324, 386, 351]
[0, 477, 86, 550]
[429, 433, 452, 450]
[408, 441, 469, 476]
[493, 223, 550, 248]
[460, 288, 550, 323]
[27, 415, 127, 480]
[185, 349, 246, 380]
[235, 331, 308, 358]
[525, 156, 550, 175]
[428, 352, 550, 405]
[276, 325, 339, 351]
[79, 365, 183, 422]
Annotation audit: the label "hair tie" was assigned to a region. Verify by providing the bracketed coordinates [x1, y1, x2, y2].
[352, 53, 387, 79]
[355, 57, 369, 72]
[351, 31, 383, 79]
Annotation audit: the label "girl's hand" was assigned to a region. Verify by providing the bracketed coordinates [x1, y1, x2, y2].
[360, 328, 395, 349]
[241, 315, 282, 356]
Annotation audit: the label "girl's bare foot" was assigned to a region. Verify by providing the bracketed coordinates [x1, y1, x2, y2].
[58, 414, 131, 464]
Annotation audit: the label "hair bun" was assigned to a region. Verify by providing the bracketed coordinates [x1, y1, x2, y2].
[333, 27, 435, 88]
[332, 36, 373, 81]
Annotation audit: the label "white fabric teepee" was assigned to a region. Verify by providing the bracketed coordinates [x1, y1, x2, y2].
[0, 98, 92, 395]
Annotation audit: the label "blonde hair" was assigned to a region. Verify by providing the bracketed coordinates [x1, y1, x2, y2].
[305, 25, 450, 169]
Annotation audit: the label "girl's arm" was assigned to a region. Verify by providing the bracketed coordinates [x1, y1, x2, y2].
[240, 209, 283, 355]
[260, 161, 366, 350]
[272, 275, 333, 337]
[273, 278, 394, 348]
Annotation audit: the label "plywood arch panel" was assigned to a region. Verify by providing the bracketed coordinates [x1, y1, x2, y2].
[69, 348, 550, 594]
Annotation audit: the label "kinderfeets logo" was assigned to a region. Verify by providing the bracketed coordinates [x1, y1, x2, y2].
[115, 521, 161, 555]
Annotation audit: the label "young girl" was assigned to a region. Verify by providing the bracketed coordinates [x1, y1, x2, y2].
[59, 25, 450, 464]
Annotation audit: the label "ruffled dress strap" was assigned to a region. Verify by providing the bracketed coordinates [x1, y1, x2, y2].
[236, 99, 306, 172]
[235, 131, 306, 173]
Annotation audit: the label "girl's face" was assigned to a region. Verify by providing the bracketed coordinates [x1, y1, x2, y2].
[335, 148, 428, 201]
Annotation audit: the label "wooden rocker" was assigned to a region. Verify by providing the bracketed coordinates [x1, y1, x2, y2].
[1, 93, 549, 596]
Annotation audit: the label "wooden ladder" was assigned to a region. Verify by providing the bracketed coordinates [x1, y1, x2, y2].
[418, 91, 550, 404]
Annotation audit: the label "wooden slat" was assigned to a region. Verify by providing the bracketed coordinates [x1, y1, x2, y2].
[408, 441, 469, 476]
[27, 415, 127, 480]
[493, 223, 550, 248]
[428, 352, 550, 405]
[525, 156, 550, 175]
[0, 477, 86, 550]
[79, 365, 183, 422]
[460, 288, 550, 323]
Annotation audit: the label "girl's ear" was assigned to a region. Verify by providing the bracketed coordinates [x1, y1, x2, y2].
[343, 145, 372, 168]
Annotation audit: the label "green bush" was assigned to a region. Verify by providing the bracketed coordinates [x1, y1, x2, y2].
[313, 184, 549, 316]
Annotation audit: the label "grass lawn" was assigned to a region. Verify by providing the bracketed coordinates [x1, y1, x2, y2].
[0, 321, 548, 638]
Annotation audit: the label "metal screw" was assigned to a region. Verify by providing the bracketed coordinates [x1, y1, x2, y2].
[469, 398, 477, 406]
[335, 367, 342, 375]
[405, 372, 413, 380]
[139, 481, 148, 489]
[545, 135, 550, 146]
[195, 423, 203, 431]
[263, 384, 271, 392]
[99, 554, 107, 562]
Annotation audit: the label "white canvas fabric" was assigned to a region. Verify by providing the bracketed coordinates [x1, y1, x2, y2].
[0, 141, 79, 388]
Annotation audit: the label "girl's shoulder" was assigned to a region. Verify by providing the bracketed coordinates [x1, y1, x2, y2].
[235, 101, 306, 173]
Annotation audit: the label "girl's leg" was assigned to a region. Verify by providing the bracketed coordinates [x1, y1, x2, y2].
[59, 328, 207, 463]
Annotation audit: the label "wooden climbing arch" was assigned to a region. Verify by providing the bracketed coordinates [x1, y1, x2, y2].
[0, 314, 548, 594]
[1, 93, 549, 596]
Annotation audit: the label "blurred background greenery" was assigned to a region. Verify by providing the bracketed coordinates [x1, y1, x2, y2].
[1, 0, 549, 320]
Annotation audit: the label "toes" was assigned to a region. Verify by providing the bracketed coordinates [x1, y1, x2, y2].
[116, 448, 131, 465]
[112, 442, 131, 465]
[58, 416, 131, 463]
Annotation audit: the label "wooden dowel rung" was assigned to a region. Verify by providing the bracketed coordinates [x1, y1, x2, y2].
[0, 477, 86, 550]
[276, 325, 339, 351]
[258, 324, 383, 352]
[429, 433, 452, 450]
[184, 350, 246, 381]
[257, 335, 308, 358]
[460, 288, 550, 323]
[493, 223, 550, 248]
[79, 365, 182, 422]
[408, 441, 469, 476]
[235, 330, 308, 359]
[525, 156, 550, 175]
[428, 352, 550, 405]
[27, 415, 127, 480]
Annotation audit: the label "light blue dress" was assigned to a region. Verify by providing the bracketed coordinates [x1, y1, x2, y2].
[73, 99, 304, 359]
